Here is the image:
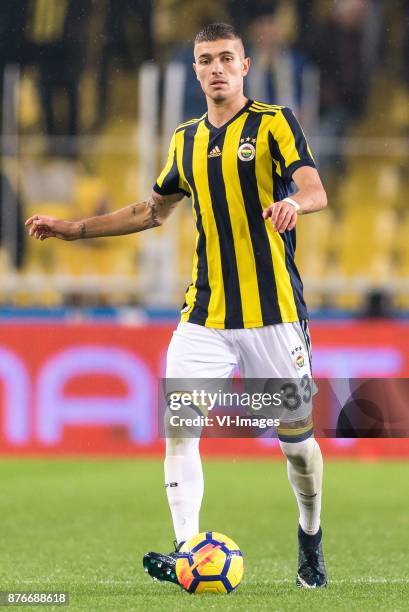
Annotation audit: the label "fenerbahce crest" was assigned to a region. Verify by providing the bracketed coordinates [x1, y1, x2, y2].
[238, 138, 256, 161]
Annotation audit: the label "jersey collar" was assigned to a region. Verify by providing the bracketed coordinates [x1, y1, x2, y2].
[204, 99, 253, 132]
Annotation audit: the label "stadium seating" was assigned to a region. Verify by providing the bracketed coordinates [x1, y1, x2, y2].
[4, 48, 408, 312]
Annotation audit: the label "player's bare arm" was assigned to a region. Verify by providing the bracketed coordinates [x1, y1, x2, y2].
[25, 190, 183, 241]
[263, 166, 327, 233]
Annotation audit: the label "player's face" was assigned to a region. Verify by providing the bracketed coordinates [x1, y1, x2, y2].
[193, 38, 250, 103]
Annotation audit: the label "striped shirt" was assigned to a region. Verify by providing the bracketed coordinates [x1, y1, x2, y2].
[154, 99, 315, 329]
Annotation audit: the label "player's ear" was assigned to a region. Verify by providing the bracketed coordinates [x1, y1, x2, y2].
[242, 57, 250, 77]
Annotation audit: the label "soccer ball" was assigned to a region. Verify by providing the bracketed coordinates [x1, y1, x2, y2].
[175, 531, 244, 594]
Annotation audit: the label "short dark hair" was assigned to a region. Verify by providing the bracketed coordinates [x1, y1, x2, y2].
[194, 22, 243, 46]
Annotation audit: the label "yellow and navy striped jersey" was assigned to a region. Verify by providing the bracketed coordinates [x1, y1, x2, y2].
[154, 99, 315, 329]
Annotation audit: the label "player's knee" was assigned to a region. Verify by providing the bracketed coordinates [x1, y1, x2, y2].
[279, 437, 317, 468]
[165, 436, 199, 457]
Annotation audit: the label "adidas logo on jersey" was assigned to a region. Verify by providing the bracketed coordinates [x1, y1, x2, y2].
[208, 146, 222, 158]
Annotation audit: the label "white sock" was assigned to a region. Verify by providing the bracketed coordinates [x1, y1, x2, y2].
[164, 437, 204, 544]
[279, 437, 323, 535]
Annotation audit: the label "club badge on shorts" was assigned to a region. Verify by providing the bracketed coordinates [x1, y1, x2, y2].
[238, 140, 256, 161]
[291, 345, 305, 368]
[295, 354, 305, 368]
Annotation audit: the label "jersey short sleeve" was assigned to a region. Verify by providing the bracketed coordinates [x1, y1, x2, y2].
[153, 131, 191, 197]
[268, 107, 316, 181]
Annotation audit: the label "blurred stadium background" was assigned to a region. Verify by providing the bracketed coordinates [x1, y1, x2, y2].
[0, 0, 408, 458]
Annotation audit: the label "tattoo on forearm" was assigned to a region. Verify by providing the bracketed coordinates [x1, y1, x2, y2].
[79, 222, 86, 238]
[149, 201, 160, 227]
[133, 200, 161, 231]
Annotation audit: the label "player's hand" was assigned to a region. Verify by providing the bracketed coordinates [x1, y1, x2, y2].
[25, 215, 81, 241]
[262, 201, 298, 233]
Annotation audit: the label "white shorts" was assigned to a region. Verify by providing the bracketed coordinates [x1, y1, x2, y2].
[166, 321, 312, 379]
[165, 321, 314, 424]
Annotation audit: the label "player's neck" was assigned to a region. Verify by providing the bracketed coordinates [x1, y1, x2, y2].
[206, 95, 248, 128]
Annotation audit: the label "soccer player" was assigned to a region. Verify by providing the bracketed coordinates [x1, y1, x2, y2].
[26, 23, 328, 588]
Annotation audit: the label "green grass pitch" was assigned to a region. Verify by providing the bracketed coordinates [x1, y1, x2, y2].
[0, 458, 408, 611]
